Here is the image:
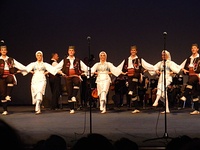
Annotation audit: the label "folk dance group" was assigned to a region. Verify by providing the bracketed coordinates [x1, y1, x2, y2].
[0, 40, 200, 115]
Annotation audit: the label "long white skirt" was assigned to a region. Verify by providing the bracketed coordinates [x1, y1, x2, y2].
[31, 80, 46, 104]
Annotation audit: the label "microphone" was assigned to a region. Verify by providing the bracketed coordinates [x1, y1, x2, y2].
[163, 32, 167, 35]
[87, 36, 91, 40]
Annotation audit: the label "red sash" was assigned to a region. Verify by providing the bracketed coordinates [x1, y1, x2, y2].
[2, 70, 10, 78]
[69, 69, 76, 76]
[127, 68, 135, 76]
[189, 67, 196, 75]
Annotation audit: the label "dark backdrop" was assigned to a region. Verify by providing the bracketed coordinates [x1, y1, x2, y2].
[1, 0, 199, 104]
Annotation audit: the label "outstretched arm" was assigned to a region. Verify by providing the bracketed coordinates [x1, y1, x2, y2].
[141, 58, 157, 76]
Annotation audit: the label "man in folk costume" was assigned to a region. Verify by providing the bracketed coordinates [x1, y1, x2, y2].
[180, 43, 200, 115]
[118, 45, 146, 114]
[56, 46, 88, 114]
[0, 40, 26, 115]
[25, 51, 59, 114]
[48, 52, 61, 110]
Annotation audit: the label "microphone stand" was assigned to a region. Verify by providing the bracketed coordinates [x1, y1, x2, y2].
[87, 36, 92, 134]
[143, 32, 172, 143]
[163, 32, 168, 138]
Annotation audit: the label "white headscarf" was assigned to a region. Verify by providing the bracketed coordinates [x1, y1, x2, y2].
[35, 51, 43, 61]
[162, 50, 171, 60]
[99, 51, 107, 59]
[35, 50, 43, 56]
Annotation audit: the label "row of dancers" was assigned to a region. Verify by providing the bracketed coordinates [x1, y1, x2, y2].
[1, 40, 200, 115]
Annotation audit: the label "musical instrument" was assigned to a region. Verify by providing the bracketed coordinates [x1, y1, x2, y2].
[91, 88, 98, 99]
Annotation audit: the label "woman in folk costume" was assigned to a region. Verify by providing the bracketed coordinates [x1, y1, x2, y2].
[143, 50, 182, 113]
[25, 51, 59, 114]
[91, 51, 123, 114]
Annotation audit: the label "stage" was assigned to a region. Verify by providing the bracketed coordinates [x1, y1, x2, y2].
[1, 104, 200, 149]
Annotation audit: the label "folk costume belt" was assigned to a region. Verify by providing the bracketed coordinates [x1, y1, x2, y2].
[69, 69, 76, 76]
[127, 68, 135, 76]
[189, 67, 196, 75]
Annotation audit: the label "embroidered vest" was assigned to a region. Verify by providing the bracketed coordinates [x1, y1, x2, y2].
[185, 57, 200, 74]
[0, 57, 16, 76]
[7, 57, 16, 74]
[0, 59, 5, 76]
[122, 58, 142, 77]
[61, 58, 82, 76]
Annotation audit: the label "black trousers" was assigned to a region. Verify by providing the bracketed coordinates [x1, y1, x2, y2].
[0, 75, 15, 111]
[64, 76, 81, 110]
[127, 76, 140, 109]
[182, 75, 200, 111]
[49, 75, 61, 109]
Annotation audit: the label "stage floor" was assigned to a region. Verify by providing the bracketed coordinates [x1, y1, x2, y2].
[1, 105, 200, 149]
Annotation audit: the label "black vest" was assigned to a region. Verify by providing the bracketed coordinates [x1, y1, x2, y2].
[61, 57, 82, 76]
[0, 57, 16, 76]
[122, 58, 143, 77]
[184, 57, 200, 74]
